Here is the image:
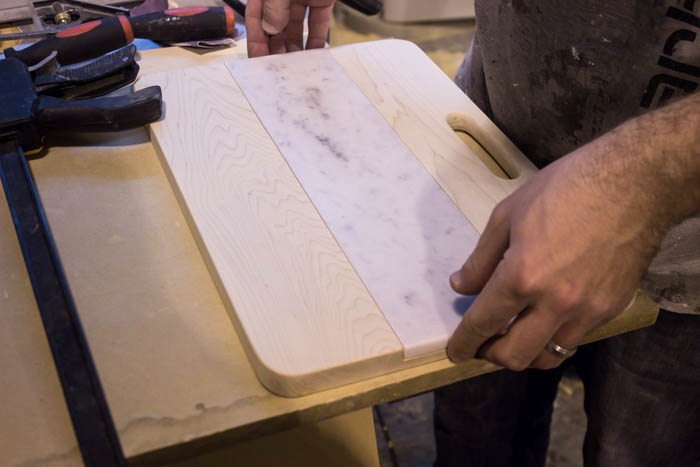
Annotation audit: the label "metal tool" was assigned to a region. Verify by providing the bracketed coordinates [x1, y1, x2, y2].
[0, 27, 67, 40]
[4, 6, 236, 66]
[0, 0, 140, 42]
[0, 54, 162, 467]
[0, 0, 134, 25]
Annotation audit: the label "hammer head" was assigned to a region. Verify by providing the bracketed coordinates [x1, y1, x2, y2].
[0, 58, 42, 151]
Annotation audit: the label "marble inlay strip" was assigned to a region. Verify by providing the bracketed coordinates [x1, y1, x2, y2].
[227, 50, 479, 358]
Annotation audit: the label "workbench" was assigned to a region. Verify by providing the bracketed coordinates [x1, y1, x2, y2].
[0, 42, 658, 466]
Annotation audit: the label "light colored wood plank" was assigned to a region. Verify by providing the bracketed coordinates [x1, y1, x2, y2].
[138, 63, 417, 396]
[330, 39, 539, 233]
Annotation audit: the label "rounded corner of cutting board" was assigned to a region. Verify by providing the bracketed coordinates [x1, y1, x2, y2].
[372, 37, 422, 52]
[226, 320, 333, 398]
[244, 345, 406, 398]
[246, 353, 315, 398]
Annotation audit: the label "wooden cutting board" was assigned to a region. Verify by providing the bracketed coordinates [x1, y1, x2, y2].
[137, 39, 539, 396]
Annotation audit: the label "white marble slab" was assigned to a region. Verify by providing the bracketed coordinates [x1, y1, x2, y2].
[227, 50, 480, 358]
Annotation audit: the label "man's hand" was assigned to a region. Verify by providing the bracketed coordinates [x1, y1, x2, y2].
[447, 93, 700, 370]
[246, 0, 335, 58]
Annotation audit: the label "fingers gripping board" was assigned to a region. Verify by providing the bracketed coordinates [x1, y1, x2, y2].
[138, 40, 536, 396]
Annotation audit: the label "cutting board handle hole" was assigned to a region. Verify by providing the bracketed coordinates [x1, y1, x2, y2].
[446, 113, 518, 180]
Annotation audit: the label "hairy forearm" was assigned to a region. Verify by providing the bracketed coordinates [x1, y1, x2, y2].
[579, 93, 700, 240]
[633, 93, 700, 221]
[447, 91, 699, 368]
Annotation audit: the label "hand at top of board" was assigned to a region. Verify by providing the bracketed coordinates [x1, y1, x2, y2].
[246, 0, 336, 58]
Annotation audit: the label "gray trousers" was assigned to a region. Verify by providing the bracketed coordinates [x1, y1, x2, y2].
[434, 310, 700, 467]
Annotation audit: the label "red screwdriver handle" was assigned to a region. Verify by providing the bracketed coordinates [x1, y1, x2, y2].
[5, 6, 236, 67]
[6, 16, 132, 67]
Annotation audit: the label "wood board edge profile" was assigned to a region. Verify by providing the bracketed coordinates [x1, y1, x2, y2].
[225, 286, 657, 397]
[579, 290, 658, 344]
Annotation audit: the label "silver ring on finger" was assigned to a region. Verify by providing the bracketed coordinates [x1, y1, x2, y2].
[545, 340, 577, 359]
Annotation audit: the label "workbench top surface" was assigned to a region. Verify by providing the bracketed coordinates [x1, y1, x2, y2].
[0, 43, 657, 466]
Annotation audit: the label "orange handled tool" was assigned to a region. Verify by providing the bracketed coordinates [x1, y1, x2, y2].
[5, 6, 236, 67]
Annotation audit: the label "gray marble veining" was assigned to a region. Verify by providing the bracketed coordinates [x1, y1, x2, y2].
[227, 49, 480, 357]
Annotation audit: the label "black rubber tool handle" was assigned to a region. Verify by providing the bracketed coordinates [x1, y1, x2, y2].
[37, 86, 163, 132]
[34, 45, 138, 89]
[6, 6, 236, 66]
